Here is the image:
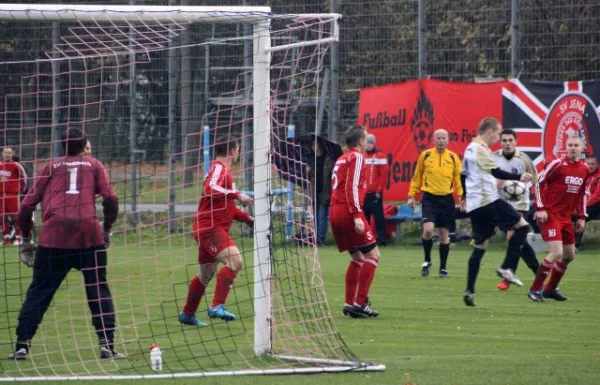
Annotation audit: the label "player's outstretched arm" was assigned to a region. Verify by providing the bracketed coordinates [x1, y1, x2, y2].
[233, 208, 253, 228]
[474, 145, 523, 180]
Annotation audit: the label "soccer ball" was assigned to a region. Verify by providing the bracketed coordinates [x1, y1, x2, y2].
[500, 180, 527, 201]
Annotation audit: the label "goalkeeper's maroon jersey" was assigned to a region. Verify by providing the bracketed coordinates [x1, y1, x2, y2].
[0, 161, 26, 195]
[534, 157, 590, 220]
[18, 155, 118, 249]
[329, 148, 367, 218]
[193, 160, 250, 236]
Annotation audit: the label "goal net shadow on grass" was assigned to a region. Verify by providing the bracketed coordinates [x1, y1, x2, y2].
[0, 4, 384, 380]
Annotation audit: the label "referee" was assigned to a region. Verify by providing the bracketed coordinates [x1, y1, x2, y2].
[408, 129, 463, 278]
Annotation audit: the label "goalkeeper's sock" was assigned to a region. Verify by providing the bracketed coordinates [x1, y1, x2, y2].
[183, 275, 206, 316]
[355, 258, 378, 306]
[98, 337, 114, 352]
[211, 266, 237, 308]
[15, 341, 30, 353]
[345, 260, 363, 305]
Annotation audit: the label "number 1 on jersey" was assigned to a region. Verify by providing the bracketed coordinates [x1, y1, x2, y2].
[66, 167, 80, 194]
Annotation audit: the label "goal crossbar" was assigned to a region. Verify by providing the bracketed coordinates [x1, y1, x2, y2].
[0, 4, 272, 23]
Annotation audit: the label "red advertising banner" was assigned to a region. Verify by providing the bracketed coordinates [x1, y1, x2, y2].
[358, 79, 600, 201]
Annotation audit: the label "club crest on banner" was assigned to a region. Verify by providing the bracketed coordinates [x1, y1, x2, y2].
[544, 92, 597, 159]
[410, 90, 434, 153]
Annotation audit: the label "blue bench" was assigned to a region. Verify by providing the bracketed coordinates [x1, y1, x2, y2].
[386, 204, 423, 242]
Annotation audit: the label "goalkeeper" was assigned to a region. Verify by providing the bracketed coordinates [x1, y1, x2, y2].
[9, 128, 123, 361]
[179, 136, 253, 327]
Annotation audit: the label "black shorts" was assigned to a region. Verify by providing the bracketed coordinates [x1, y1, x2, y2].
[421, 192, 455, 229]
[498, 209, 530, 232]
[469, 199, 522, 244]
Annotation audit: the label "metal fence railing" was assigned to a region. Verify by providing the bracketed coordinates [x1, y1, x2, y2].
[1, 0, 598, 164]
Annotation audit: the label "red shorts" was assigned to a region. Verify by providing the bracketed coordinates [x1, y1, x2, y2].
[330, 205, 376, 253]
[539, 213, 575, 244]
[0, 195, 19, 216]
[196, 230, 236, 264]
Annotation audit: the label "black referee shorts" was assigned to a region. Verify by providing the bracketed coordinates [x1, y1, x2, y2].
[421, 192, 455, 229]
[469, 199, 522, 244]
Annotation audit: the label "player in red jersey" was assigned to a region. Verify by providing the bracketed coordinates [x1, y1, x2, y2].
[0, 147, 27, 245]
[179, 136, 253, 327]
[9, 129, 122, 360]
[330, 126, 381, 318]
[527, 136, 590, 302]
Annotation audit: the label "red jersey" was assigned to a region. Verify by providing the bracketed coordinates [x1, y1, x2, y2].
[329, 149, 367, 219]
[0, 161, 26, 195]
[534, 157, 590, 220]
[18, 156, 119, 249]
[364, 149, 388, 194]
[193, 160, 250, 236]
[586, 167, 600, 207]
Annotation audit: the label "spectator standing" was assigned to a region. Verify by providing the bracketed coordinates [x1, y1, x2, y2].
[363, 134, 388, 245]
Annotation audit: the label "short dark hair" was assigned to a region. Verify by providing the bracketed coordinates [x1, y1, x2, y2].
[585, 154, 598, 162]
[344, 125, 366, 148]
[61, 127, 87, 156]
[501, 128, 516, 139]
[214, 135, 239, 157]
[478, 117, 500, 135]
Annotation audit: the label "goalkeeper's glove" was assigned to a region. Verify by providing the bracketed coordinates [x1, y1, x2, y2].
[244, 216, 254, 228]
[104, 230, 112, 249]
[19, 237, 35, 268]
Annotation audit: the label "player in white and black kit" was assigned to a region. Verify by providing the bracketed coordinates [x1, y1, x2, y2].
[461, 118, 533, 307]
[493, 129, 540, 291]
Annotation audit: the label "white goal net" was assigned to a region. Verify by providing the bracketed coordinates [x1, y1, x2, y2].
[0, 4, 384, 380]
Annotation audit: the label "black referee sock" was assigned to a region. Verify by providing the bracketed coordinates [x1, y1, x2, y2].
[521, 242, 539, 275]
[466, 247, 486, 293]
[503, 226, 529, 272]
[439, 243, 450, 270]
[422, 238, 433, 263]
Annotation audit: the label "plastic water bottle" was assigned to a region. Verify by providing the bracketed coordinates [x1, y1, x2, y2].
[150, 344, 162, 371]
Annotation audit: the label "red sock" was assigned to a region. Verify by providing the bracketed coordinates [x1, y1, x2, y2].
[355, 258, 378, 306]
[544, 261, 568, 292]
[183, 275, 206, 316]
[529, 258, 553, 292]
[345, 260, 363, 305]
[211, 266, 237, 308]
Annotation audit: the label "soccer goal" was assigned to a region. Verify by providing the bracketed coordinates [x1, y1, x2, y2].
[0, 4, 384, 380]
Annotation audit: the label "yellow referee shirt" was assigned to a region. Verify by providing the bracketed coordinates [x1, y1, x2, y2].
[408, 148, 463, 197]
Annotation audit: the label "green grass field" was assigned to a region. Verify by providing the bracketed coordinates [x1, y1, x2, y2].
[1, 237, 599, 385]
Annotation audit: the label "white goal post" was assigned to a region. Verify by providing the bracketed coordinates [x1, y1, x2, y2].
[0, 4, 385, 380]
